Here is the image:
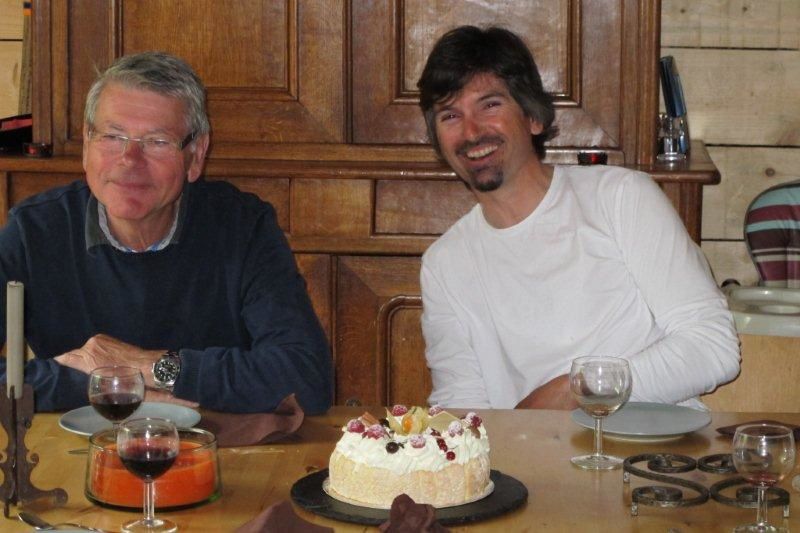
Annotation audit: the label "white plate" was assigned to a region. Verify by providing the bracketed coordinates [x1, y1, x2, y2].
[571, 402, 711, 443]
[59, 402, 201, 437]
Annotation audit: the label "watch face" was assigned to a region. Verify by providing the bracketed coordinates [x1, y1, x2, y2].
[154, 358, 180, 384]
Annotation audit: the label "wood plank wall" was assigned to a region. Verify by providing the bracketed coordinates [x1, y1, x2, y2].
[662, 0, 800, 285]
[0, 0, 23, 118]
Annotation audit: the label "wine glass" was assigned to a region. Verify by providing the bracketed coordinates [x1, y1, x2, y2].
[569, 355, 632, 470]
[88, 366, 145, 431]
[117, 417, 180, 533]
[732, 423, 795, 532]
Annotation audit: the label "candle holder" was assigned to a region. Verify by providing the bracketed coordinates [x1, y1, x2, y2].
[0, 384, 67, 517]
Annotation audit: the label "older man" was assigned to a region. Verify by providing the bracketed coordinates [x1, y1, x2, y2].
[0, 52, 332, 413]
[417, 26, 740, 410]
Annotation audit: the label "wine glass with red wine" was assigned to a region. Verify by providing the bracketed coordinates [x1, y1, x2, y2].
[732, 423, 795, 532]
[88, 366, 145, 430]
[117, 417, 180, 533]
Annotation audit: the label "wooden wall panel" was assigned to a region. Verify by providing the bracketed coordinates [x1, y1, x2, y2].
[207, 177, 290, 231]
[384, 301, 430, 406]
[124, 1, 290, 90]
[9, 173, 77, 206]
[702, 334, 800, 412]
[0, 42, 22, 119]
[0, 0, 23, 40]
[295, 253, 332, 349]
[201, 0, 346, 146]
[375, 179, 474, 235]
[290, 179, 371, 237]
[659, 181, 702, 242]
[701, 241, 758, 286]
[662, 0, 800, 49]
[335, 256, 422, 406]
[401, 1, 570, 95]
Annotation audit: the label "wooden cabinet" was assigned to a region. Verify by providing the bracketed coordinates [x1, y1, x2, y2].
[0, 0, 720, 406]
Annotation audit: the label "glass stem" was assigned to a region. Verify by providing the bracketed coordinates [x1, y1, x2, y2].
[144, 480, 155, 526]
[593, 416, 603, 457]
[756, 485, 768, 526]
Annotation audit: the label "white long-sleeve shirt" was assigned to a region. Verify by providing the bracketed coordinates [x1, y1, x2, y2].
[421, 165, 740, 410]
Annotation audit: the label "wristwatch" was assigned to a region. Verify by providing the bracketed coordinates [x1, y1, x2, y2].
[152, 350, 181, 392]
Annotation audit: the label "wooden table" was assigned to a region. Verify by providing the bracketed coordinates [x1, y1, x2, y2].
[3, 408, 800, 532]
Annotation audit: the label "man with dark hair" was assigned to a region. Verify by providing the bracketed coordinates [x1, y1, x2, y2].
[0, 52, 333, 414]
[417, 26, 739, 409]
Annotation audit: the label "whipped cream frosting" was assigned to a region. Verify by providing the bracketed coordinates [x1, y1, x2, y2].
[333, 411, 490, 474]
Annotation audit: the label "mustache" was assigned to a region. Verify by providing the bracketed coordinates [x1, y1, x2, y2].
[456, 136, 503, 156]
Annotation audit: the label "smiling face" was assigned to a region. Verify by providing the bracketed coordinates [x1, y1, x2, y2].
[82, 83, 208, 236]
[433, 73, 542, 193]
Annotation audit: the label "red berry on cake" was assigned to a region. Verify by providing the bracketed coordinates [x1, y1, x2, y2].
[386, 441, 400, 454]
[436, 438, 448, 451]
[365, 424, 387, 439]
[446, 451, 456, 461]
[430, 429, 441, 437]
[428, 405, 443, 416]
[391, 404, 409, 416]
[409, 434, 426, 448]
[464, 412, 482, 428]
[346, 419, 365, 433]
[448, 420, 464, 437]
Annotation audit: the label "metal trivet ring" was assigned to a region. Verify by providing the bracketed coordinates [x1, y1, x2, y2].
[623, 453, 709, 515]
[697, 453, 736, 474]
[710, 477, 790, 518]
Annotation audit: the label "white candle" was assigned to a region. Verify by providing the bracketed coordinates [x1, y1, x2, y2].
[6, 281, 24, 399]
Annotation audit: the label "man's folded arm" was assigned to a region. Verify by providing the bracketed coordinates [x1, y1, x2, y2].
[615, 173, 740, 404]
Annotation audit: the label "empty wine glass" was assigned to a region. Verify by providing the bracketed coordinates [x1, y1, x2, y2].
[117, 417, 180, 533]
[569, 356, 632, 470]
[732, 423, 795, 533]
[88, 366, 145, 431]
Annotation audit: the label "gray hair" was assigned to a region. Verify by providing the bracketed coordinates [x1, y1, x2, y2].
[84, 51, 210, 136]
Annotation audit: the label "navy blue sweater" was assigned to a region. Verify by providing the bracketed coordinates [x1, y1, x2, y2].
[0, 180, 332, 413]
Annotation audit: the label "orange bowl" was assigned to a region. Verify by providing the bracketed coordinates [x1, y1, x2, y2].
[85, 427, 221, 510]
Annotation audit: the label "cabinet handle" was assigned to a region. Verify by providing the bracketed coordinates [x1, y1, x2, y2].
[345, 397, 362, 407]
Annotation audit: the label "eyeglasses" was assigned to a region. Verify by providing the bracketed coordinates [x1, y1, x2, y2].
[88, 129, 196, 159]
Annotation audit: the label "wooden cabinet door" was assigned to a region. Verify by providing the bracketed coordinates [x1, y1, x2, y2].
[335, 256, 431, 407]
[51, 0, 345, 157]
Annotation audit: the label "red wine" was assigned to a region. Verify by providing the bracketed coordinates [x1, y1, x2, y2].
[90, 392, 142, 422]
[120, 444, 177, 480]
[742, 471, 783, 487]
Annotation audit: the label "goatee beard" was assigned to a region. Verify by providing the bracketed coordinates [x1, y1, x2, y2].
[470, 171, 504, 192]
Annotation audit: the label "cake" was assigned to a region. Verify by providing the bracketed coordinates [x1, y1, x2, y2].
[327, 405, 491, 508]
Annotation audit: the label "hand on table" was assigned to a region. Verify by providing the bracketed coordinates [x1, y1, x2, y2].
[55, 334, 162, 385]
[515, 374, 578, 410]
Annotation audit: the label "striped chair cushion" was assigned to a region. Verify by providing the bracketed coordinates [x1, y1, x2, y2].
[745, 180, 800, 288]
